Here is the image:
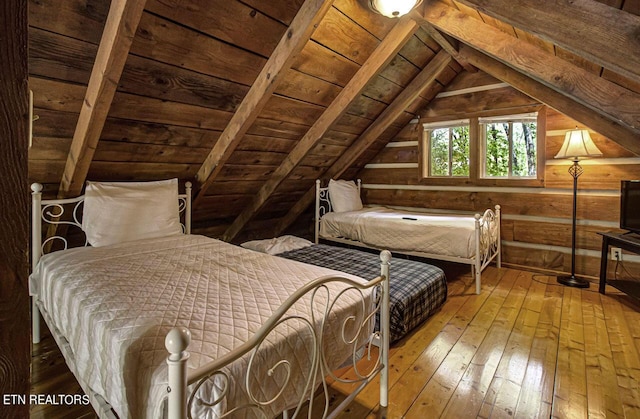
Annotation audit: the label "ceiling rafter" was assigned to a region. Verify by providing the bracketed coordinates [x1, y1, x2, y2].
[274, 49, 454, 236]
[418, 20, 476, 72]
[457, 44, 640, 155]
[421, 0, 640, 136]
[58, 0, 147, 197]
[222, 16, 421, 241]
[192, 0, 335, 207]
[454, 0, 640, 86]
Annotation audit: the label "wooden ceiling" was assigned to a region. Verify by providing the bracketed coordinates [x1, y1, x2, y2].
[28, 0, 640, 241]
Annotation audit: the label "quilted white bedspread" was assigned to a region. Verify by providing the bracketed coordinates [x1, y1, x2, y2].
[30, 234, 372, 418]
[320, 207, 477, 258]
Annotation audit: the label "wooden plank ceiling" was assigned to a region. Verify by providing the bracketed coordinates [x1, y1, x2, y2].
[28, 0, 640, 242]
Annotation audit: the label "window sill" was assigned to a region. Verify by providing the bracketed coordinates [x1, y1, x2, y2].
[419, 177, 545, 188]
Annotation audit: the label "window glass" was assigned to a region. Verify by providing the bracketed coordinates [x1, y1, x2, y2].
[481, 114, 537, 179]
[424, 121, 470, 178]
[451, 126, 470, 176]
[430, 128, 450, 176]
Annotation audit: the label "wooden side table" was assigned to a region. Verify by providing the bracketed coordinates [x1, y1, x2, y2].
[598, 232, 640, 298]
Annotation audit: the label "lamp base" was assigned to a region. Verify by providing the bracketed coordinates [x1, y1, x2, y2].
[557, 275, 590, 288]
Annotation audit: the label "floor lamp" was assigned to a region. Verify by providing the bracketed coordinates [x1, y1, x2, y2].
[554, 128, 603, 288]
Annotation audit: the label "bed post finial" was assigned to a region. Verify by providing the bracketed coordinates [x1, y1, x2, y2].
[166, 327, 190, 358]
[380, 249, 391, 264]
[166, 327, 191, 419]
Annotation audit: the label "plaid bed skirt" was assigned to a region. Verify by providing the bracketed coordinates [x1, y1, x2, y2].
[277, 244, 447, 343]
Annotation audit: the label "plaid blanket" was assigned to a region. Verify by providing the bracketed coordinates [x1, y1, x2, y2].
[277, 244, 447, 343]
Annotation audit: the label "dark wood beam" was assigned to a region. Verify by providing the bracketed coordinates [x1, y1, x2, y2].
[454, 0, 640, 85]
[223, 16, 420, 241]
[457, 44, 640, 155]
[193, 0, 335, 206]
[59, 0, 147, 197]
[421, 0, 640, 136]
[0, 0, 29, 417]
[274, 50, 454, 235]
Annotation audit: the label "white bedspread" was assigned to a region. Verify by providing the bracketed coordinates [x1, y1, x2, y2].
[320, 207, 477, 258]
[30, 235, 371, 418]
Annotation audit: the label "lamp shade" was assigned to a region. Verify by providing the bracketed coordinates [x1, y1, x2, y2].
[368, 0, 422, 18]
[554, 128, 603, 160]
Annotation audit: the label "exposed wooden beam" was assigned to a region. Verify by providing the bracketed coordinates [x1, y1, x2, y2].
[419, 21, 476, 72]
[193, 0, 335, 206]
[457, 44, 640, 155]
[454, 0, 640, 85]
[223, 16, 420, 241]
[421, 0, 640, 135]
[274, 50, 453, 235]
[58, 0, 147, 197]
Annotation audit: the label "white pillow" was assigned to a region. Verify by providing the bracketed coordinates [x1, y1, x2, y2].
[241, 235, 313, 255]
[82, 179, 183, 247]
[328, 179, 363, 213]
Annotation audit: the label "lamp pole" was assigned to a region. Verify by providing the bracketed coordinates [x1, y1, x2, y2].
[557, 159, 589, 288]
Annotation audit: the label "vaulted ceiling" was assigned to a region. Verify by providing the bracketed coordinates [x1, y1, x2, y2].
[28, 0, 640, 242]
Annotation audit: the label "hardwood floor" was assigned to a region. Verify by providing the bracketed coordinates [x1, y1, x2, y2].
[30, 265, 640, 418]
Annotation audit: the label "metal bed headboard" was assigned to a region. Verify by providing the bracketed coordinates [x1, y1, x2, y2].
[314, 179, 361, 244]
[30, 181, 192, 345]
[30, 181, 192, 271]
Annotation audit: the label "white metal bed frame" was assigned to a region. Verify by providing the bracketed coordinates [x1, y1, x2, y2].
[30, 182, 391, 419]
[315, 179, 501, 295]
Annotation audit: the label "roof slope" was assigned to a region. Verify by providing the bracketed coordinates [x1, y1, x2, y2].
[28, 0, 640, 241]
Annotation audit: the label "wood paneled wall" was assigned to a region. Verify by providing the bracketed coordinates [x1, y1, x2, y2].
[0, 0, 30, 416]
[357, 71, 640, 279]
[27, 0, 443, 238]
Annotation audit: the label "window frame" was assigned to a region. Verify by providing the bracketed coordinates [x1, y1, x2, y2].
[419, 109, 546, 187]
[479, 113, 538, 179]
[420, 119, 472, 181]
[476, 111, 545, 187]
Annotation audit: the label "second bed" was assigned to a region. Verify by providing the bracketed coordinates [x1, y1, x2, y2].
[315, 179, 501, 294]
[242, 237, 448, 343]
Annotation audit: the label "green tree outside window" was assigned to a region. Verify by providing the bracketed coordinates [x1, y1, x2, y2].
[428, 125, 469, 177]
[483, 118, 537, 178]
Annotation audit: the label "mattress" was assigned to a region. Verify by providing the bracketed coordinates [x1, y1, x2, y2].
[319, 207, 477, 258]
[30, 235, 373, 418]
[277, 244, 447, 343]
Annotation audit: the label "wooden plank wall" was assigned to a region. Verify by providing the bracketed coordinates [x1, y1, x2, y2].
[0, 0, 30, 417]
[356, 70, 640, 279]
[26, 0, 443, 239]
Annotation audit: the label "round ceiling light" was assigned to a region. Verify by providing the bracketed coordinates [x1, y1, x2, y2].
[368, 0, 423, 18]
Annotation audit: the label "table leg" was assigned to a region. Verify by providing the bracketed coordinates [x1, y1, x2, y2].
[599, 237, 609, 294]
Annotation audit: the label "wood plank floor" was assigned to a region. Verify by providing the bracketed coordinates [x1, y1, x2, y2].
[30, 265, 640, 418]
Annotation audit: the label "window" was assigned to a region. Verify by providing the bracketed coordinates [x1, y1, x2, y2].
[422, 120, 470, 178]
[480, 113, 538, 179]
[419, 111, 545, 187]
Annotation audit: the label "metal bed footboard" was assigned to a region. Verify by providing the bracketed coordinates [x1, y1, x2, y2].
[315, 179, 501, 295]
[165, 251, 391, 419]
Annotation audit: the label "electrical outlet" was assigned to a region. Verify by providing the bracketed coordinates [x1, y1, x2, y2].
[611, 247, 622, 261]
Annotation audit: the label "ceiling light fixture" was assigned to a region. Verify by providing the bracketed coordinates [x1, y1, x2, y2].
[368, 0, 423, 18]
